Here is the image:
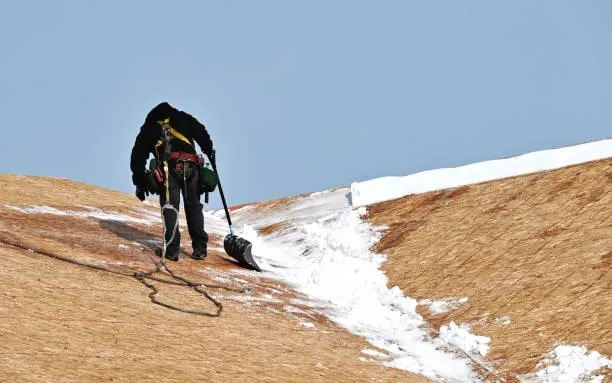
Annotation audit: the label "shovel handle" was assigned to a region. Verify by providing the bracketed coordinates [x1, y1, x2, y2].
[209, 151, 234, 233]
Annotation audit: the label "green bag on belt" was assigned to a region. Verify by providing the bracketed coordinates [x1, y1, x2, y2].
[200, 163, 217, 193]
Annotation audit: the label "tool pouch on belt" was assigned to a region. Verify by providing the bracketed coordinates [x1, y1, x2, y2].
[145, 158, 164, 195]
[198, 154, 218, 194]
[148, 153, 217, 195]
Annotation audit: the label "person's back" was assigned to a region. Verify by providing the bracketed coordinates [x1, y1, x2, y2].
[130, 102, 214, 261]
[131, 103, 212, 178]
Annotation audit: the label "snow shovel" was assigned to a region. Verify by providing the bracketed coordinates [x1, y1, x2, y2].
[210, 151, 262, 272]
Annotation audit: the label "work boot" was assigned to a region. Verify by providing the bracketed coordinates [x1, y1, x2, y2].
[155, 247, 179, 262]
[191, 236, 208, 260]
[191, 248, 207, 260]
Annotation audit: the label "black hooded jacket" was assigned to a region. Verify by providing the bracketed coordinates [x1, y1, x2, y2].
[130, 102, 213, 187]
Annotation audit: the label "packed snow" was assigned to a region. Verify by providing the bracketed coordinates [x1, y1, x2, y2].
[439, 322, 490, 358]
[351, 138, 612, 207]
[222, 189, 488, 382]
[519, 345, 612, 383]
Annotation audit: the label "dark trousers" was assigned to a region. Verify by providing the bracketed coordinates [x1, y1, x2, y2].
[159, 162, 208, 256]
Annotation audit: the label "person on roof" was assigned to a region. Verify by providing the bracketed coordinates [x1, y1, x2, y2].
[130, 102, 213, 261]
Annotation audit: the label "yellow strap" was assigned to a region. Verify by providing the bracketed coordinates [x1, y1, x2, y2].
[157, 118, 193, 147]
[169, 127, 193, 147]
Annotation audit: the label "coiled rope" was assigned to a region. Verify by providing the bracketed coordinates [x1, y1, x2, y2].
[133, 190, 227, 317]
[0, 217, 246, 317]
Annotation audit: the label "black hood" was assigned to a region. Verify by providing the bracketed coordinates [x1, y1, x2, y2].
[146, 102, 175, 123]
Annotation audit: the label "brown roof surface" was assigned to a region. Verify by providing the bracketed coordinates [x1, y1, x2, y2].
[0, 175, 428, 383]
[366, 158, 612, 381]
[2, 156, 610, 382]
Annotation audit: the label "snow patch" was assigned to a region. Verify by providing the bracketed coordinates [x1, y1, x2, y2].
[299, 321, 315, 329]
[495, 316, 512, 325]
[439, 321, 490, 357]
[6, 205, 159, 225]
[309, 190, 331, 198]
[419, 297, 468, 314]
[362, 349, 390, 359]
[520, 345, 612, 383]
[351, 139, 612, 207]
[229, 294, 280, 304]
[284, 306, 308, 315]
[88, 260, 124, 266]
[212, 275, 232, 283]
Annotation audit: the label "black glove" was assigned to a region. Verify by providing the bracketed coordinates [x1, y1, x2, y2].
[132, 172, 146, 188]
[135, 185, 149, 201]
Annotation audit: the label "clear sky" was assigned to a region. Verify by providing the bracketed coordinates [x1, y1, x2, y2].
[1, 1, 610, 207]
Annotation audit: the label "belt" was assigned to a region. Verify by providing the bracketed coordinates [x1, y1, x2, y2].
[169, 152, 199, 163]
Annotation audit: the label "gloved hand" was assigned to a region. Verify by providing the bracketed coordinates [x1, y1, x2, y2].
[135, 185, 149, 201]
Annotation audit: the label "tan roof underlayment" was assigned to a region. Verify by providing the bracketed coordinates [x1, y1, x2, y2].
[0, 175, 427, 383]
[365, 158, 611, 381]
[1, 156, 610, 382]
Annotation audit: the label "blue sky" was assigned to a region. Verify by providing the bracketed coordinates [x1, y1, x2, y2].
[1, 1, 610, 207]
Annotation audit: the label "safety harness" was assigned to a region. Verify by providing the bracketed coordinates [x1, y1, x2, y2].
[146, 118, 217, 200]
[154, 118, 198, 165]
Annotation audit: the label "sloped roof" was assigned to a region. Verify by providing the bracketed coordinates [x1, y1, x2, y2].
[0, 175, 428, 383]
[2, 156, 610, 381]
[366, 158, 612, 380]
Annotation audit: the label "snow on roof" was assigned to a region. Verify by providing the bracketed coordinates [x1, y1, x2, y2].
[351, 139, 612, 207]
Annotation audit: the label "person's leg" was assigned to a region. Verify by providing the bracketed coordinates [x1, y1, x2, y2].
[181, 163, 208, 259]
[159, 171, 182, 261]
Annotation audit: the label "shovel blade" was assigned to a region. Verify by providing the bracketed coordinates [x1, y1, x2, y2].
[223, 234, 262, 272]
